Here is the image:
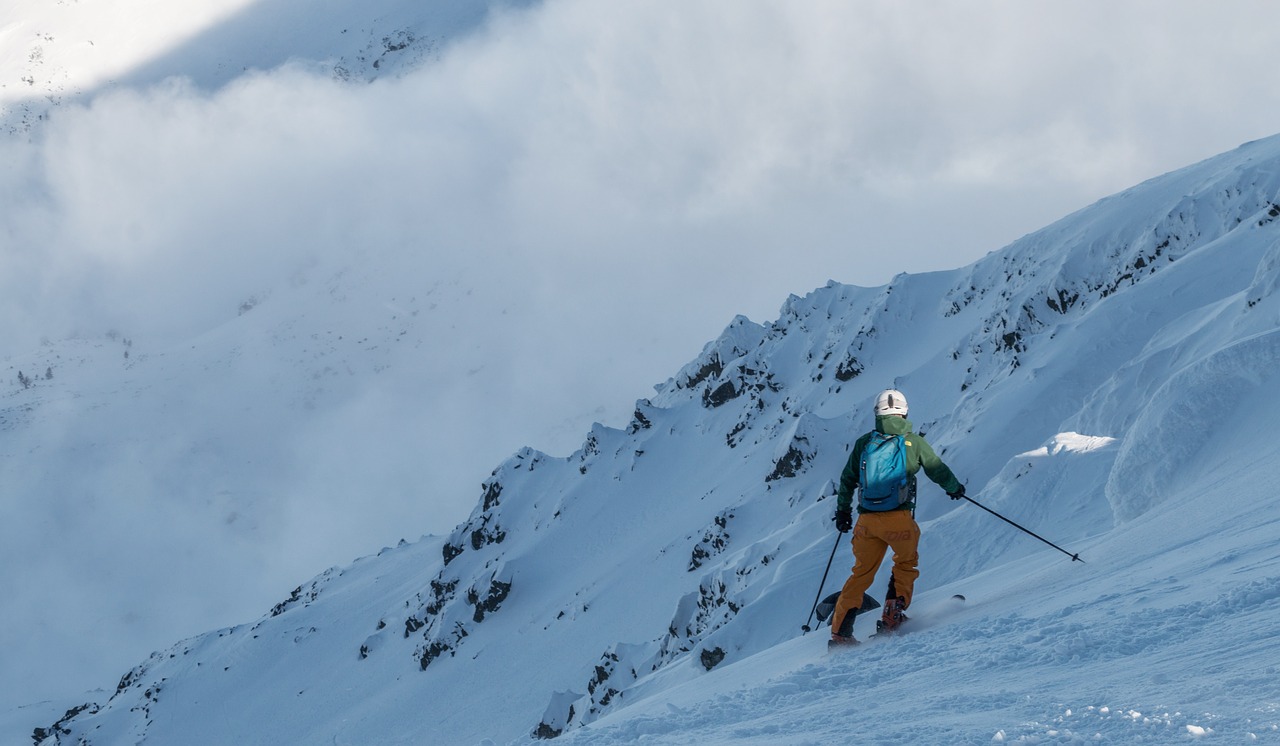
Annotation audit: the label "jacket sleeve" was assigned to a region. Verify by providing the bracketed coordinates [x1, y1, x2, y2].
[915, 436, 962, 494]
[835, 439, 864, 511]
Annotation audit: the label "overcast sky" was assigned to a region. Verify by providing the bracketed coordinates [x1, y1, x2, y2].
[4, 0, 1280, 710]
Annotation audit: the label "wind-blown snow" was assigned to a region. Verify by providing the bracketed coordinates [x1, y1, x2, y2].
[1018, 432, 1116, 458]
[25, 134, 1280, 745]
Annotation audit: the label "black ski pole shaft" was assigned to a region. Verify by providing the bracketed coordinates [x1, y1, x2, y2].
[963, 495, 1084, 563]
[802, 530, 844, 634]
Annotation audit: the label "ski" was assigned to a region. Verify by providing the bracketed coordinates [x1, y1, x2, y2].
[813, 591, 880, 624]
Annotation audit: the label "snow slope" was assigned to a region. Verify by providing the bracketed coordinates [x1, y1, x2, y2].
[30, 136, 1280, 744]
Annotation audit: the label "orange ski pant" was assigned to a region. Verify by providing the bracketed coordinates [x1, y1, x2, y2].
[831, 510, 921, 635]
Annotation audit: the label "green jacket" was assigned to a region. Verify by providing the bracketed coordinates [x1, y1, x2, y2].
[836, 415, 962, 513]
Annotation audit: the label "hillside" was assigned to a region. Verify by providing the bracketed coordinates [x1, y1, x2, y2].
[30, 135, 1280, 744]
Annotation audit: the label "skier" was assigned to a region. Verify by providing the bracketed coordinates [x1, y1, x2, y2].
[829, 389, 965, 648]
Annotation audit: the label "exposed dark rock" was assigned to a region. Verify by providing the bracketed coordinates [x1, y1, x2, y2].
[442, 541, 464, 566]
[834, 355, 863, 381]
[1259, 203, 1280, 226]
[469, 579, 513, 623]
[269, 584, 319, 617]
[628, 406, 653, 433]
[34, 702, 99, 745]
[766, 443, 807, 482]
[683, 355, 724, 389]
[725, 421, 748, 448]
[700, 647, 726, 671]
[418, 623, 469, 670]
[470, 521, 507, 550]
[114, 665, 143, 696]
[482, 480, 503, 511]
[426, 578, 457, 616]
[688, 512, 733, 571]
[702, 380, 739, 408]
[1045, 287, 1080, 314]
[418, 639, 452, 670]
[533, 721, 563, 740]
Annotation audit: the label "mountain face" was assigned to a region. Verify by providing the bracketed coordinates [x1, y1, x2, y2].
[33, 136, 1280, 744]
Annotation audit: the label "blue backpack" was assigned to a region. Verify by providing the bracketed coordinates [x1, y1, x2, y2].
[859, 432, 909, 511]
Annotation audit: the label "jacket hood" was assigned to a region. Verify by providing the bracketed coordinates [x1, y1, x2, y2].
[875, 414, 913, 435]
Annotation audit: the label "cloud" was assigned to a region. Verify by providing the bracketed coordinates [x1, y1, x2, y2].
[10, 1, 1280, 346]
[4, 0, 1280, 709]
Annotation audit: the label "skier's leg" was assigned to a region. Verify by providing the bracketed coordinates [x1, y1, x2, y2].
[883, 510, 922, 609]
[831, 516, 888, 637]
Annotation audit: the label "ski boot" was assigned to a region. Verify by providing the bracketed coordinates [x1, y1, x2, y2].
[828, 608, 859, 650]
[876, 596, 909, 634]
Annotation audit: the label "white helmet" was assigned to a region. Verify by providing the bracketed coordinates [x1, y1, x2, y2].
[874, 389, 908, 417]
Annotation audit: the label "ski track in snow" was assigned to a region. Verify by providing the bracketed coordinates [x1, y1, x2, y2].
[562, 581, 1280, 745]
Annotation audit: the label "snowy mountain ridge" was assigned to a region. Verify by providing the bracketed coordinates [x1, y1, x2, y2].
[33, 135, 1280, 744]
[1, 0, 530, 136]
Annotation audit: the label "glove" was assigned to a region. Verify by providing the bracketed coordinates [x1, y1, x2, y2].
[948, 484, 966, 500]
[834, 508, 853, 533]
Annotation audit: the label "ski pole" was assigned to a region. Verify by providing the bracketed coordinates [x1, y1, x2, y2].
[963, 495, 1084, 563]
[801, 530, 845, 634]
